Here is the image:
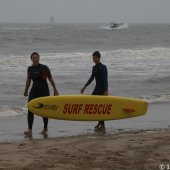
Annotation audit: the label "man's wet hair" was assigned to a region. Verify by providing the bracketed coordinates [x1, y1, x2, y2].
[30, 52, 40, 59]
[92, 51, 101, 58]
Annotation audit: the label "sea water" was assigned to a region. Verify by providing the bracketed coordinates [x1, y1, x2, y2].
[0, 23, 170, 141]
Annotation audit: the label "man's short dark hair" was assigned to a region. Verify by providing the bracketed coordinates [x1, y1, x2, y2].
[30, 52, 39, 59]
[92, 51, 101, 58]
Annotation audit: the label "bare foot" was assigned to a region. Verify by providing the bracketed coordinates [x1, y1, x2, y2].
[40, 128, 48, 135]
[24, 130, 32, 136]
[95, 125, 105, 131]
[94, 123, 101, 129]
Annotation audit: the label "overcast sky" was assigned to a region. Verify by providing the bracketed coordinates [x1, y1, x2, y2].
[0, 0, 170, 23]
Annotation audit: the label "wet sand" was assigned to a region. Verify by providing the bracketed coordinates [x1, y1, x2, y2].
[0, 128, 170, 170]
[0, 103, 170, 169]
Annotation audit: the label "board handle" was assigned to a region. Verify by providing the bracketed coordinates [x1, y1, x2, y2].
[122, 108, 135, 113]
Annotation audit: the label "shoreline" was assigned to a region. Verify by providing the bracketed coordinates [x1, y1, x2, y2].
[0, 128, 170, 169]
[0, 103, 169, 169]
[0, 103, 170, 143]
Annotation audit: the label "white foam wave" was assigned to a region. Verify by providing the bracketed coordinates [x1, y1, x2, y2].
[102, 47, 170, 58]
[0, 106, 26, 117]
[141, 94, 170, 104]
[1, 47, 170, 75]
[40, 47, 170, 62]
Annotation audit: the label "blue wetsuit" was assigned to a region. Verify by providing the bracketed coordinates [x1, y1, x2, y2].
[85, 62, 108, 95]
[27, 64, 51, 130]
[85, 62, 108, 126]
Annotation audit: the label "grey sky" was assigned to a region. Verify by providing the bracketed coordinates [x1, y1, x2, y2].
[0, 0, 170, 23]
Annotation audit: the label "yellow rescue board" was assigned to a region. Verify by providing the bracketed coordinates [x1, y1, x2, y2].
[27, 95, 148, 121]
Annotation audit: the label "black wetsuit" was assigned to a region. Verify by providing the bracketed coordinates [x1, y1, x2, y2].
[85, 62, 108, 126]
[27, 64, 51, 130]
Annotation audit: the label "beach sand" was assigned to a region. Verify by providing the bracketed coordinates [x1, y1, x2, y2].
[0, 128, 170, 170]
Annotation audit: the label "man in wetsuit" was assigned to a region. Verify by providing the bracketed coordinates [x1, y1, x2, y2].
[81, 51, 108, 130]
[24, 52, 59, 136]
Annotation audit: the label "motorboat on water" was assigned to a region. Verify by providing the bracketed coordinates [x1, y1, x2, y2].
[109, 22, 124, 29]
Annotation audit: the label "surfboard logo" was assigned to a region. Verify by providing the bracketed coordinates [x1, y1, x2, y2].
[34, 103, 58, 110]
